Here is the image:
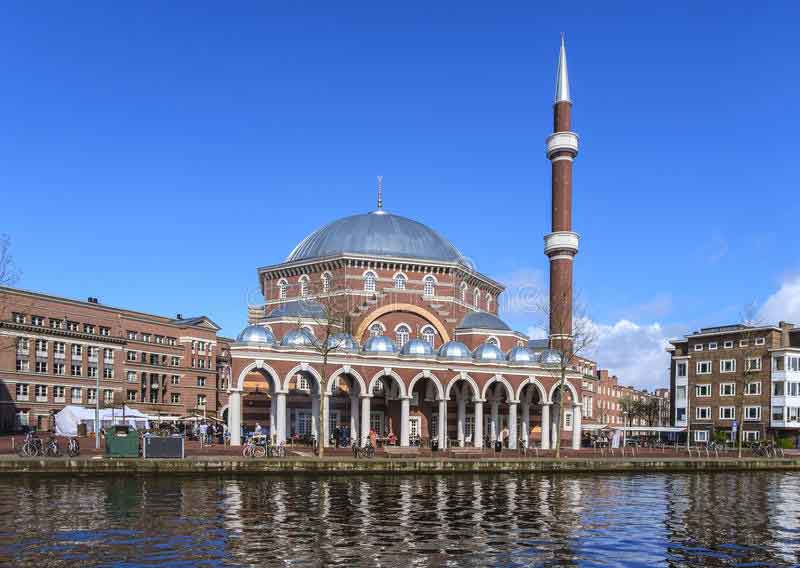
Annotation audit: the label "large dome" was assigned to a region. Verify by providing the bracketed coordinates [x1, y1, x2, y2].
[287, 210, 469, 266]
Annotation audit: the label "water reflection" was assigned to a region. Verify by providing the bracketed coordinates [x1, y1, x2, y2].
[1, 473, 800, 566]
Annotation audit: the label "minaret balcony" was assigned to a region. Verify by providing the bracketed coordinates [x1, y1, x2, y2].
[546, 131, 579, 159]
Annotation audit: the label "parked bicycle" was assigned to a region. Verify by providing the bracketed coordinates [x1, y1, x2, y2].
[267, 441, 286, 458]
[67, 437, 80, 457]
[351, 439, 375, 459]
[242, 436, 266, 458]
[44, 436, 61, 457]
[17, 432, 44, 457]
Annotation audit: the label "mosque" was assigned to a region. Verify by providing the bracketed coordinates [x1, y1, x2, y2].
[224, 37, 588, 450]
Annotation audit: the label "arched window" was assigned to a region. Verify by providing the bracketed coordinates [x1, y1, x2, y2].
[395, 324, 410, 348]
[421, 325, 436, 347]
[487, 336, 499, 347]
[394, 273, 406, 290]
[278, 279, 288, 300]
[486, 293, 493, 311]
[299, 275, 309, 298]
[364, 271, 377, 293]
[321, 273, 331, 293]
[460, 282, 467, 303]
[369, 323, 384, 337]
[423, 276, 435, 297]
[473, 288, 480, 307]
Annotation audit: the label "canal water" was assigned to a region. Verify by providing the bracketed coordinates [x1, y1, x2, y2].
[0, 472, 799, 567]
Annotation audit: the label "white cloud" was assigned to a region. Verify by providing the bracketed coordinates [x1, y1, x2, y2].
[584, 319, 673, 391]
[526, 326, 547, 340]
[759, 274, 800, 324]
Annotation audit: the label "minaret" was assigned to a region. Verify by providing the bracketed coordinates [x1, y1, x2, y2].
[545, 34, 580, 348]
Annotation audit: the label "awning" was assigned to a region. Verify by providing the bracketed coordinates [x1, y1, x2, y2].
[609, 426, 686, 433]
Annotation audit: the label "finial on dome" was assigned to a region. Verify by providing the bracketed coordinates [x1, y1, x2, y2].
[377, 175, 383, 210]
[555, 33, 571, 104]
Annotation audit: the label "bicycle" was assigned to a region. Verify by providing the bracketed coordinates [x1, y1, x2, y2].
[352, 439, 375, 459]
[67, 437, 80, 457]
[44, 436, 61, 457]
[269, 442, 286, 458]
[17, 432, 43, 457]
[242, 437, 266, 458]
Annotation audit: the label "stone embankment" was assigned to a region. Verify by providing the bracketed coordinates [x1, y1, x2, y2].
[2, 455, 800, 475]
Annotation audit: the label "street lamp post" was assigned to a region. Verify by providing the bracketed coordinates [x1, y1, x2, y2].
[94, 373, 100, 450]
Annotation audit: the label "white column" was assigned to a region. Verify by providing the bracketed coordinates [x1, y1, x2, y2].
[269, 395, 276, 442]
[311, 395, 320, 443]
[541, 403, 551, 450]
[360, 395, 371, 446]
[400, 396, 410, 447]
[474, 400, 484, 449]
[229, 389, 242, 446]
[322, 394, 330, 448]
[521, 402, 530, 449]
[275, 392, 287, 444]
[457, 398, 466, 447]
[490, 400, 499, 442]
[572, 403, 582, 450]
[350, 394, 360, 444]
[437, 399, 447, 450]
[508, 402, 518, 450]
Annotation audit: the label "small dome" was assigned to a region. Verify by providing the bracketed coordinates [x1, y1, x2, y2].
[362, 335, 398, 354]
[507, 346, 536, 364]
[438, 340, 472, 360]
[540, 349, 562, 364]
[456, 311, 511, 331]
[236, 324, 275, 345]
[281, 328, 316, 347]
[267, 299, 327, 320]
[400, 338, 434, 356]
[326, 333, 360, 352]
[473, 342, 504, 361]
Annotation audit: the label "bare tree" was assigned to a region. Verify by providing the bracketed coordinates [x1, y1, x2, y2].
[538, 291, 597, 458]
[295, 276, 353, 458]
[619, 396, 641, 428]
[0, 235, 18, 287]
[735, 304, 764, 458]
[642, 397, 661, 427]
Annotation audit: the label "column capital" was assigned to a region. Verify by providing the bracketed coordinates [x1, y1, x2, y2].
[227, 388, 244, 394]
[473, 398, 486, 404]
[360, 393, 373, 399]
[399, 395, 412, 401]
[274, 389, 289, 396]
[508, 399, 520, 406]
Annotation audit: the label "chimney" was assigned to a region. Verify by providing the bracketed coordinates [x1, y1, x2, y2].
[176, 313, 183, 320]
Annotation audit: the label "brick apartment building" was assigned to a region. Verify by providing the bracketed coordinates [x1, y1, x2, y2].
[581, 370, 667, 430]
[0, 286, 229, 431]
[668, 322, 800, 445]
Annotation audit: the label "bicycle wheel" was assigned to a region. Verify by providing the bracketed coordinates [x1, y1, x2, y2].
[242, 445, 252, 458]
[254, 445, 266, 458]
[17, 442, 28, 457]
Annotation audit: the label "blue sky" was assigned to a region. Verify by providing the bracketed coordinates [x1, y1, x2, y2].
[1, 2, 799, 388]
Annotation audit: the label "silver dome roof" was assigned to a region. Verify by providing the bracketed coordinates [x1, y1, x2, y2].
[326, 333, 360, 352]
[236, 324, 276, 345]
[400, 338, 434, 356]
[280, 328, 316, 347]
[438, 340, 472, 359]
[473, 342, 504, 361]
[456, 311, 511, 331]
[287, 211, 470, 267]
[506, 346, 536, 364]
[267, 299, 327, 320]
[362, 335, 398, 354]
[540, 349, 562, 364]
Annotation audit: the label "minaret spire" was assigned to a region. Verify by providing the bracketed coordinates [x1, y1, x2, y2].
[544, 35, 580, 350]
[376, 175, 383, 210]
[555, 32, 571, 104]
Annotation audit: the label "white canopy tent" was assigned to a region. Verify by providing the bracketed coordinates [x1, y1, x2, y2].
[54, 405, 150, 436]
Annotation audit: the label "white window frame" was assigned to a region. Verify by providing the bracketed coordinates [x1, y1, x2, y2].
[278, 279, 288, 299]
[745, 357, 762, 371]
[745, 381, 761, 396]
[695, 406, 711, 420]
[723, 340, 733, 349]
[696, 361, 712, 375]
[694, 430, 708, 443]
[676, 362, 688, 378]
[755, 337, 765, 346]
[421, 325, 436, 346]
[744, 430, 760, 442]
[719, 406, 735, 420]
[363, 271, 377, 293]
[709, 342, 718, 351]
[393, 272, 407, 290]
[744, 406, 761, 421]
[694, 344, 703, 352]
[423, 275, 436, 297]
[298, 275, 309, 298]
[368, 322, 385, 337]
[321, 272, 332, 293]
[720, 382, 735, 396]
[720, 359, 736, 373]
[394, 323, 411, 348]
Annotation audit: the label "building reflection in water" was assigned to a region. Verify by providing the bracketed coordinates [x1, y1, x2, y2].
[2, 473, 800, 566]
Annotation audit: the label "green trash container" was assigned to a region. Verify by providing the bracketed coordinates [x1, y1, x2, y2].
[105, 425, 140, 457]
